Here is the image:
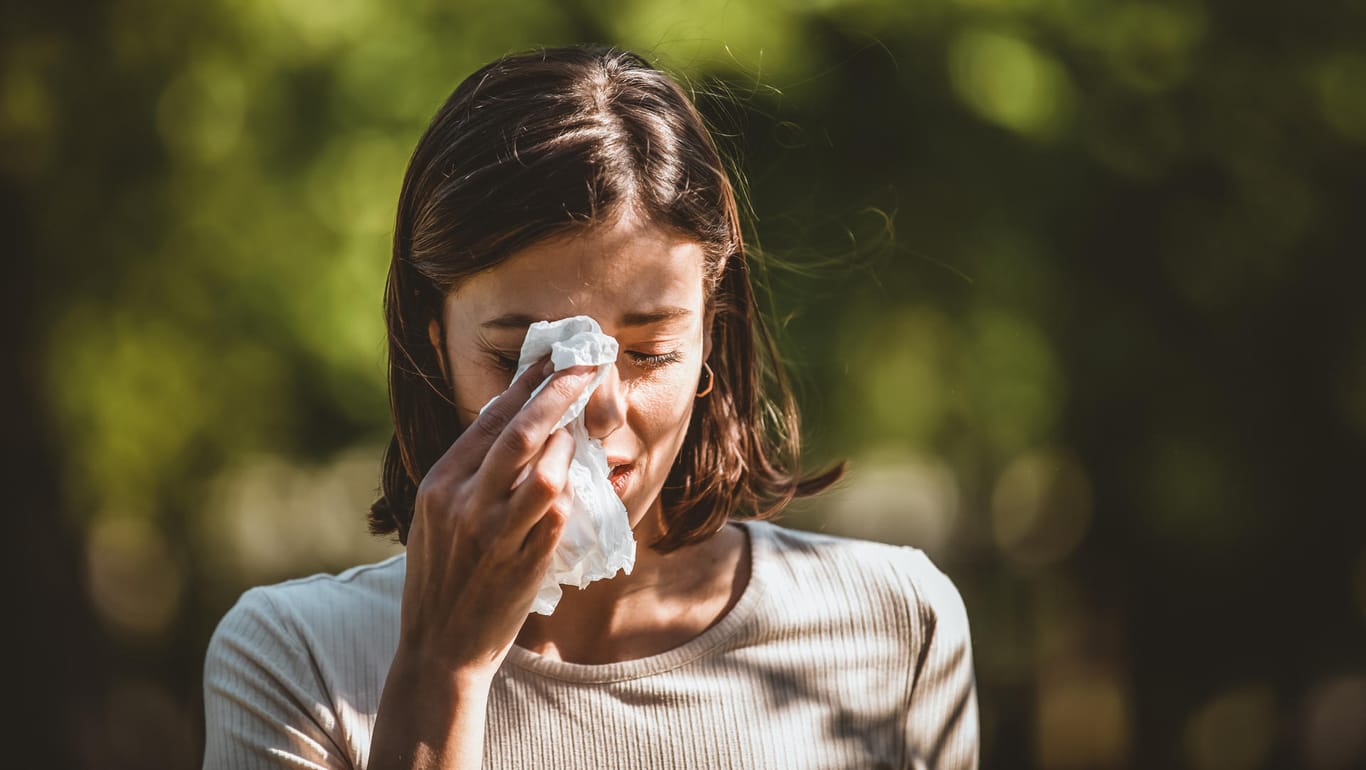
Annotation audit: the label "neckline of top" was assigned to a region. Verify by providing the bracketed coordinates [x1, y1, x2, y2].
[502, 519, 771, 684]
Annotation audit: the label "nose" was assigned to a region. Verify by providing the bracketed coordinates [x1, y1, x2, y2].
[583, 361, 627, 440]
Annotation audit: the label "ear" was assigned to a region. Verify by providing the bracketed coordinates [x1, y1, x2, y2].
[427, 318, 448, 376]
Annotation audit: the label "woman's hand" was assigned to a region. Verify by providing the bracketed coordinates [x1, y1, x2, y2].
[370, 359, 596, 770]
[401, 358, 593, 675]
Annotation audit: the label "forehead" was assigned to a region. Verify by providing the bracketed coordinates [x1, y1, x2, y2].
[447, 214, 707, 329]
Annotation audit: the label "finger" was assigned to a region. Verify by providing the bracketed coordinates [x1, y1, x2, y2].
[521, 505, 567, 561]
[432, 356, 553, 480]
[476, 365, 596, 494]
[500, 427, 576, 545]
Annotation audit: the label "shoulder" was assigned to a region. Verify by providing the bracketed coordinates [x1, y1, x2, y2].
[745, 520, 970, 633]
[202, 557, 404, 768]
[205, 554, 405, 684]
[232, 553, 406, 629]
[245, 551, 404, 622]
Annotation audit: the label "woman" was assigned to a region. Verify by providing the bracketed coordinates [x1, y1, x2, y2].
[203, 45, 978, 770]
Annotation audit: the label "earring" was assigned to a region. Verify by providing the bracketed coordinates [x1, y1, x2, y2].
[696, 362, 715, 398]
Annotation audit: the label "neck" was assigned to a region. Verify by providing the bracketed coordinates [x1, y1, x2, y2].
[514, 509, 747, 665]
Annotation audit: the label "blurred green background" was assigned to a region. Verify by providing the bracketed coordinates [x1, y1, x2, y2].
[6, 0, 1365, 767]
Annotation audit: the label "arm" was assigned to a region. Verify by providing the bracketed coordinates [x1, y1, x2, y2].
[367, 654, 491, 770]
[903, 551, 980, 770]
[366, 361, 597, 770]
[202, 589, 348, 770]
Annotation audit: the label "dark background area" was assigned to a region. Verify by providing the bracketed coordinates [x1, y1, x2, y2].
[6, 0, 1365, 767]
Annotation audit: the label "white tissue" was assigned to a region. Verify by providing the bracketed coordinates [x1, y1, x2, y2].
[479, 315, 636, 615]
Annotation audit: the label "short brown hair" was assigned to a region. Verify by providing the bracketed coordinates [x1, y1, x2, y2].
[371, 45, 841, 552]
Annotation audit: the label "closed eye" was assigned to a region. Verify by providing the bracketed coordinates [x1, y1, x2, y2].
[488, 350, 519, 372]
[627, 351, 682, 369]
[486, 348, 681, 373]
[491, 349, 683, 371]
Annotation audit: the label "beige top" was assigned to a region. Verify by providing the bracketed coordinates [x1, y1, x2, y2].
[202, 520, 979, 769]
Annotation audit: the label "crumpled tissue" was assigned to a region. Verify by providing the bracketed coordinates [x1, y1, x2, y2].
[480, 315, 636, 615]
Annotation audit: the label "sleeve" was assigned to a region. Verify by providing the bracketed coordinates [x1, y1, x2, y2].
[901, 550, 980, 770]
[202, 587, 351, 770]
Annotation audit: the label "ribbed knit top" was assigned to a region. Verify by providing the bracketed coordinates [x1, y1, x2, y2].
[202, 520, 979, 769]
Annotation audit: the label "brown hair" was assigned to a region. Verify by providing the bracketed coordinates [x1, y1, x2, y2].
[371, 45, 842, 552]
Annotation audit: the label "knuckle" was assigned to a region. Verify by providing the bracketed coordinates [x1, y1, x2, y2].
[547, 373, 587, 400]
[503, 424, 538, 455]
[473, 408, 510, 441]
[415, 476, 476, 520]
[525, 468, 563, 499]
[414, 476, 445, 513]
[543, 507, 568, 527]
[546, 493, 573, 519]
[414, 477, 434, 504]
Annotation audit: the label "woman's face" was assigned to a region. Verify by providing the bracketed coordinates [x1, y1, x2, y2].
[429, 211, 712, 538]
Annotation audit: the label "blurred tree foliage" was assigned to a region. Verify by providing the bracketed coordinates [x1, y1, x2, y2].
[5, 0, 1366, 768]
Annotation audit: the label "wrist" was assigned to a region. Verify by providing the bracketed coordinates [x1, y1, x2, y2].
[373, 648, 494, 770]
[390, 640, 499, 697]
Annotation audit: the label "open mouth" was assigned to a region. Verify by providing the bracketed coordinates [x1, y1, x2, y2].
[608, 464, 633, 496]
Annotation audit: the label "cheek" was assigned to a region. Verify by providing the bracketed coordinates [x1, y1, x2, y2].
[446, 353, 515, 429]
[628, 371, 699, 449]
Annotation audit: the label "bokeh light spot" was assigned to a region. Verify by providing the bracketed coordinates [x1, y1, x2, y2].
[0, 71, 48, 131]
[841, 306, 953, 448]
[238, 0, 378, 55]
[1102, 3, 1206, 93]
[304, 132, 408, 237]
[196, 445, 403, 583]
[992, 447, 1092, 567]
[0, 46, 57, 176]
[821, 450, 961, 553]
[964, 309, 1063, 455]
[1184, 682, 1277, 770]
[85, 516, 184, 639]
[1301, 675, 1366, 769]
[949, 29, 1074, 140]
[45, 306, 214, 515]
[1036, 662, 1133, 769]
[156, 58, 248, 164]
[1313, 53, 1366, 143]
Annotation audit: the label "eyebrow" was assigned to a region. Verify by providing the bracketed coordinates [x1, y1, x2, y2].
[480, 307, 693, 330]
